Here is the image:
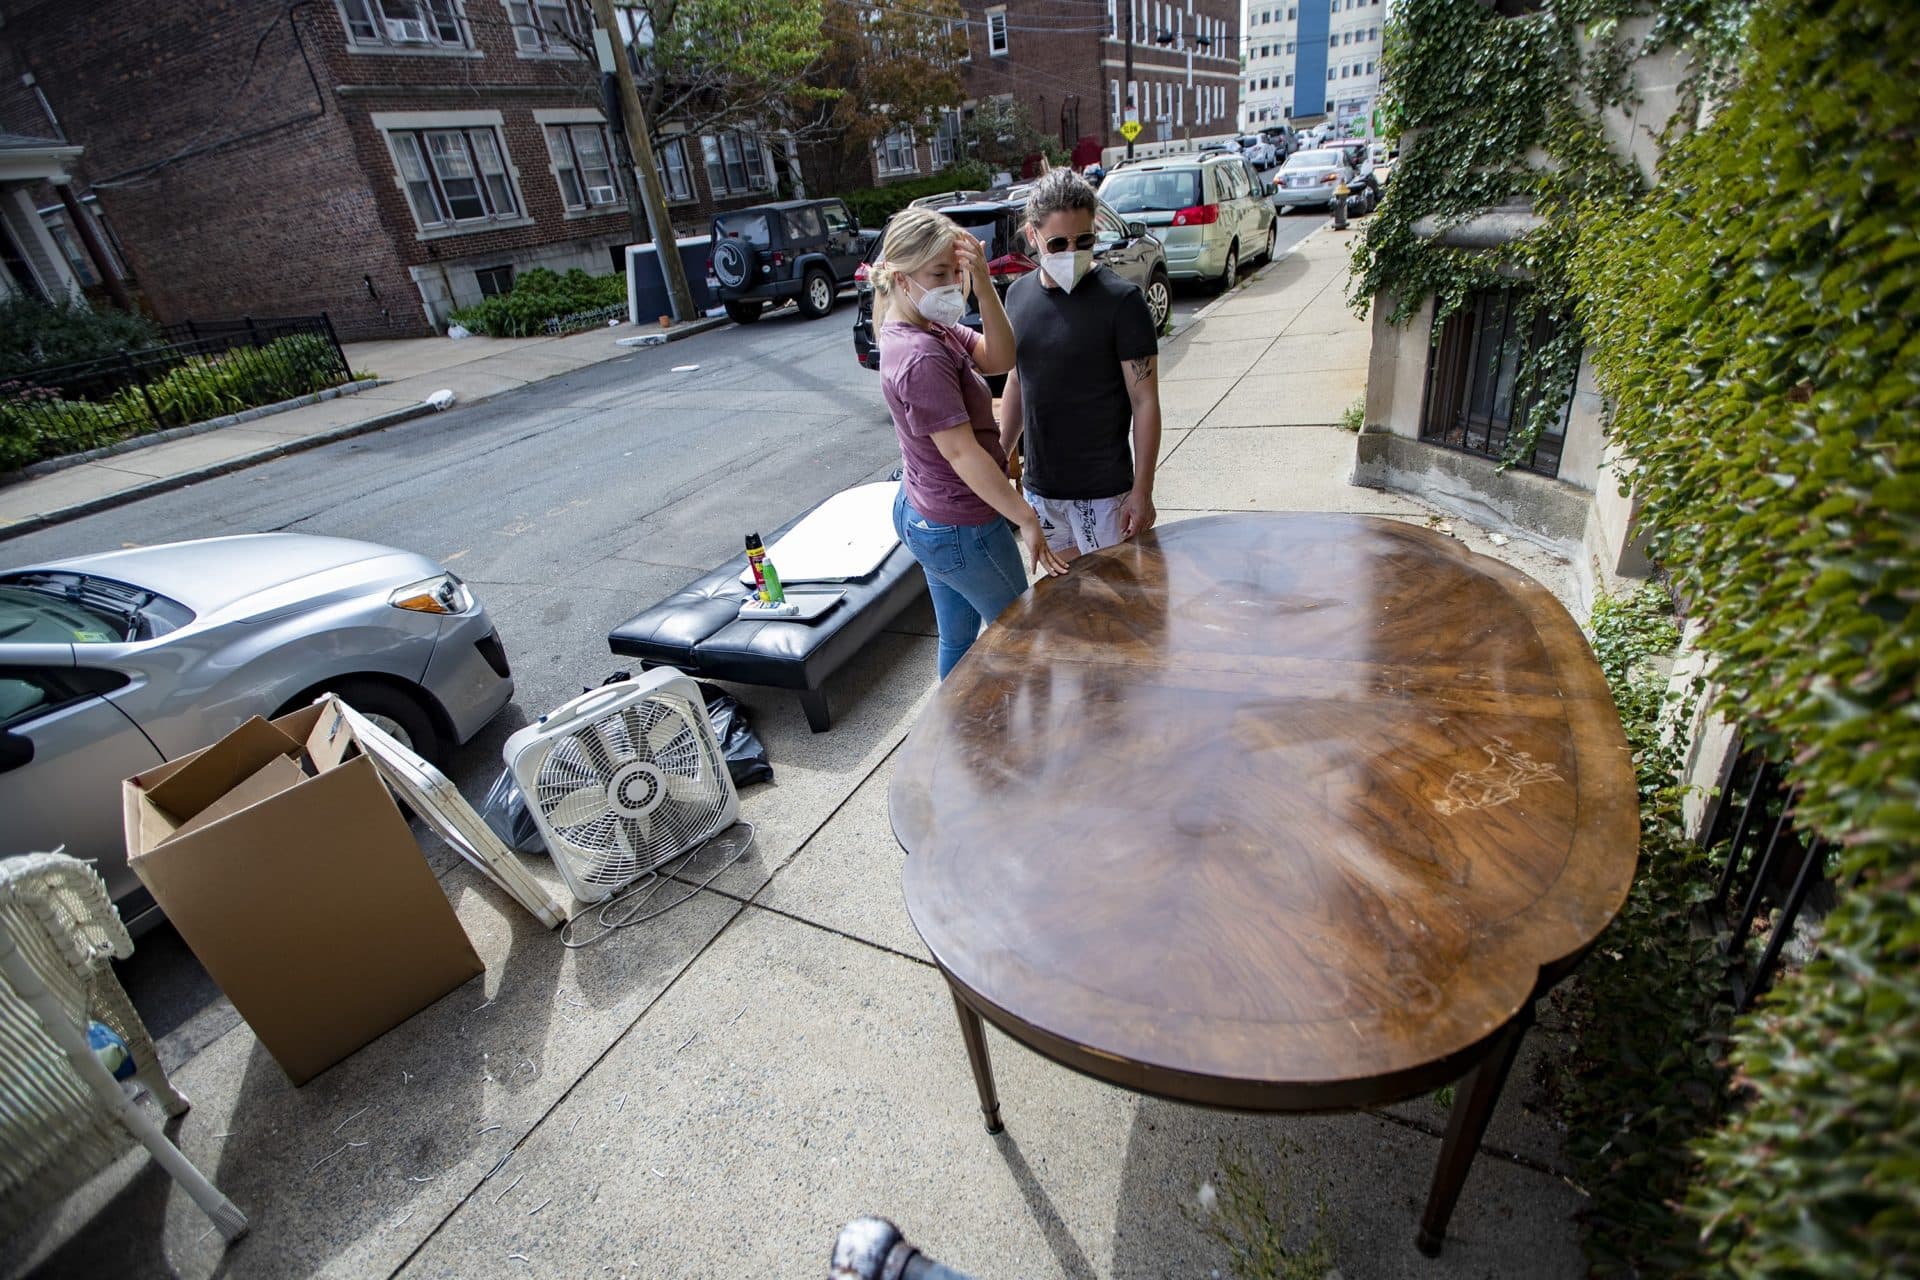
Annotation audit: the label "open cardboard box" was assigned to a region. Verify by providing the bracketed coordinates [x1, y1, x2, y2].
[124, 701, 483, 1086]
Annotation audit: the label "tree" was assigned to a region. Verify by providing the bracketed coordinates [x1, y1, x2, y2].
[621, 0, 836, 148]
[959, 97, 1068, 176]
[797, 0, 969, 193]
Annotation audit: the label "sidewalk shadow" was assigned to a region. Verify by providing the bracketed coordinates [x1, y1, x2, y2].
[992, 1132, 1100, 1280]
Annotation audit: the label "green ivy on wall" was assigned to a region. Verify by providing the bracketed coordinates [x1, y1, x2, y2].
[1573, 0, 1920, 1270]
[1357, 0, 1918, 1273]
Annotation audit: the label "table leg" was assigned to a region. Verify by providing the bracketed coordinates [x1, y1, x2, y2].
[1416, 1005, 1534, 1257]
[950, 988, 1004, 1134]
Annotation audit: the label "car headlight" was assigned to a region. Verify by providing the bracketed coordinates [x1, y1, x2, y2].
[389, 573, 473, 615]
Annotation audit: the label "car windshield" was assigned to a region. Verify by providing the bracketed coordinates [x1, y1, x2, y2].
[713, 212, 772, 247]
[1099, 169, 1202, 213]
[0, 583, 133, 644]
[1283, 150, 1342, 170]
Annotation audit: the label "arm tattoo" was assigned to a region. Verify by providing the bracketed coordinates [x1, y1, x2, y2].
[1128, 356, 1157, 383]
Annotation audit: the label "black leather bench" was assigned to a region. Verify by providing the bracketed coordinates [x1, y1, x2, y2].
[606, 500, 926, 732]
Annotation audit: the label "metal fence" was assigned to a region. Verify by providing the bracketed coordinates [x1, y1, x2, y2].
[1703, 748, 1832, 1009]
[0, 314, 354, 469]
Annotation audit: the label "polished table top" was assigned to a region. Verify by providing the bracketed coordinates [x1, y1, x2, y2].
[892, 513, 1638, 1110]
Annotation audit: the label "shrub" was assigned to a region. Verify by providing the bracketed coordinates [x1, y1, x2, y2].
[447, 267, 628, 337]
[0, 332, 352, 473]
[0, 295, 158, 377]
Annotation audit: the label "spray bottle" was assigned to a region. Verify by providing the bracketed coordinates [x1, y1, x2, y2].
[744, 533, 786, 604]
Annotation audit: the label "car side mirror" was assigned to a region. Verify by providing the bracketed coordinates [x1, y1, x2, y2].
[0, 728, 33, 775]
[1126, 221, 1147, 239]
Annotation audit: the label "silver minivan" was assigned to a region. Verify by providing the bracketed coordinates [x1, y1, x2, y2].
[1098, 153, 1277, 292]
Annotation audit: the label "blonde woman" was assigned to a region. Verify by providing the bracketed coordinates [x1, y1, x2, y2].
[873, 207, 1069, 679]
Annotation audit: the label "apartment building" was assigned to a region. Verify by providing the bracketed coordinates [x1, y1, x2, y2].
[870, 0, 1243, 176]
[0, 1, 801, 338]
[1241, 0, 1386, 130]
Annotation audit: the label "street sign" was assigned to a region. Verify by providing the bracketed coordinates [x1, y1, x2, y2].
[1120, 119, 1143, 142]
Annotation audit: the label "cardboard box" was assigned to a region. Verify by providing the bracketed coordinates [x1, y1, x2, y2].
[124, 703, 483, 1085]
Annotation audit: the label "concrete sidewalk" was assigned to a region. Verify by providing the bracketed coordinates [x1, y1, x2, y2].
[7, 228, 1593, 1280]
[0, 319, 721, 539]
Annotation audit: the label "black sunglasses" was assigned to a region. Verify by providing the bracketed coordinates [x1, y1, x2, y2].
[1040, 233, 1098, 254]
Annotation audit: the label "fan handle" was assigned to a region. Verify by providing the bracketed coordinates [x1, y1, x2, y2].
[537, 684, 637, 735]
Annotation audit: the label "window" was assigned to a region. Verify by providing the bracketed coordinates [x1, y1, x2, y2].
[505, 0, 584, 54]
[1284, 73, 1293, 86]
[1286, 39, 1294, 53]
[783, 206, 824, 240]
[657, 136, 694, 202]
[1367, 59, 1375, 73]
[986, 6, 1009, 55]
[1111, 78, 1122, 126]
[1286, 6, 1295, 18]
[545, 123, 621, 211]
[475, 265, 515, 297]
[821, 203, 853, 235]
[340, 0, 468, 50]
[931, 110, 962, 166]
[1420, 287, 1571, 477]
[875, 127, 918, 177]
[703, 131, 774, 194]
[1107, 0, 1117, 38]
[1327, 67, 1336, 81]
[388, 126, 520, 229]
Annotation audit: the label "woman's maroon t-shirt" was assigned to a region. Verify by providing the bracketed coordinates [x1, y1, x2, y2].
[879, 320, 1008, 526]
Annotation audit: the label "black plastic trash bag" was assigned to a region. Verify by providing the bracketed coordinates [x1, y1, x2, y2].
[697, 680, 774, 787]
[480, 767, 547, 855]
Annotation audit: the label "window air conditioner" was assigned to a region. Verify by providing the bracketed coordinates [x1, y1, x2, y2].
[386, 18, 432, 42]
[586, 185, 618, 204]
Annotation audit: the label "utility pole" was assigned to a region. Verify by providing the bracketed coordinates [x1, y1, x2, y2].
[589, 0, 696, 323]
[1124, 0, 1136, 159]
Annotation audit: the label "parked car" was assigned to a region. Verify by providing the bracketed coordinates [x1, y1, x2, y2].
[0, 534, 515, 930]
[1370, 142, 1398, 187]
[1097, 152, 1277, 291]
[1236, 134, 1280, 169]
[1272, 146, 1372, 215]
[852, 194, 1173, 391]
[707, 198, 867, 324]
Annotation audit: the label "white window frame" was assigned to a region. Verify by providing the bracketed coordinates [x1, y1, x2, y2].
[1111, 78, 1122, 126]
[502, 0, 586, 57]
[656, 135, 695, 203]
[875, 127, 920, 177]
[338, 0, 474, 54]
[702, 131, 775, 196]
[373, 110, 531, 238]
[986, 6, 1009, 56]
[538, 113, 623, 214]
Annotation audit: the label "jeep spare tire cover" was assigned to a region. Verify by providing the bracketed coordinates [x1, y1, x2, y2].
[714, 239, 755, 288]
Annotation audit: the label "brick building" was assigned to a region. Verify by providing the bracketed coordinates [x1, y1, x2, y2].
[0, 2, 804, 338]
[865, 0, 1242, 183]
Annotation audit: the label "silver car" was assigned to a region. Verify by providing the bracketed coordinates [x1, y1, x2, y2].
[0, 533, 514, 929]
[1273, 147, 1362, 214]
[1099, 153, 1277, 292]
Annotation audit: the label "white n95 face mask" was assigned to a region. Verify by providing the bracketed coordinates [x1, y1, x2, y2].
[911, 280, 968, 326]
[1040, 249, 1093, 291]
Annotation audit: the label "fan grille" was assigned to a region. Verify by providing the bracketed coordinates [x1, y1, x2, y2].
[529, 692, 731, 887]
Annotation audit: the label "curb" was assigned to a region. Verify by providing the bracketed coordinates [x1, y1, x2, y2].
[613, 314, 731, 347]
[0, 400, 440, 543]
[0, 318, 731, 543]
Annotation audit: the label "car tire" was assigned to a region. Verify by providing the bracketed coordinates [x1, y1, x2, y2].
[319, 679, 446, 766]
[1262, 221, 1277, 263]
[1214, 244, 1238, 295]
[725, 300, 765, 324]
[1145, 267, 1173, 332]
[798, 268, 835, 319]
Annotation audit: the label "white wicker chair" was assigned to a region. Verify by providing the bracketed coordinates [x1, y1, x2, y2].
[0, 852, 246, 1243]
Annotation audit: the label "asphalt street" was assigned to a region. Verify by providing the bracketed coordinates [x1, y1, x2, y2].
[7, 213, 1324, 1036]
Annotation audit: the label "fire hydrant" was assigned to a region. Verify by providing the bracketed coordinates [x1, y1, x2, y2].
[1332, 181, 1351, 230]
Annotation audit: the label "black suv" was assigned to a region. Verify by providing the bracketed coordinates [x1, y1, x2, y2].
[707, 199, 869, 324]
[852, 194, 1171, 390]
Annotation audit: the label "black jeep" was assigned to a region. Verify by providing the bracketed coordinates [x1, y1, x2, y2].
[706, 199, 870, 324]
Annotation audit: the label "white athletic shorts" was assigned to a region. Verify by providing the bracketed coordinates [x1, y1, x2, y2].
[1024, 488, 1128, 554]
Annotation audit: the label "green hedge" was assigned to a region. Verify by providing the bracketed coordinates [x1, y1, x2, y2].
[839, 162, 994, 230]
[0, 333, 346, 473]
[0, 295, 159, 378]
[447, 267, 628, 338]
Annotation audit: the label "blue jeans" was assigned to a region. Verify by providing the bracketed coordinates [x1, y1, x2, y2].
[893, 488, 1028, 679]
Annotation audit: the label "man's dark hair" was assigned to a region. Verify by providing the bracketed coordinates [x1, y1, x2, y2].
[1025, 168, 1099, 226]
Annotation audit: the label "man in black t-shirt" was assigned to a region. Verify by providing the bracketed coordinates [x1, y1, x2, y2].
[998, 169, 1163, 560]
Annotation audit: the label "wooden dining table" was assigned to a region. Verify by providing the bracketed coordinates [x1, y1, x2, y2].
[890, 512, 1638, 1255]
